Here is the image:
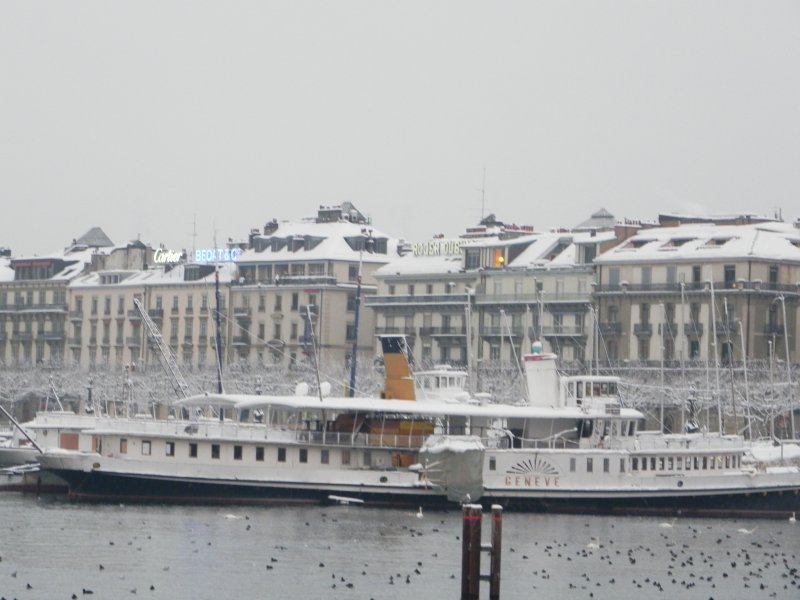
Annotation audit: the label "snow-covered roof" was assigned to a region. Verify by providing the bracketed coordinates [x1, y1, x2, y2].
[74, 226, 114, 248]
[69, 263, 236, 289]
[508, 231, 617, 268]
[236, 220, 397, 265]
[574, 208, 616, 230]
[596, 222, 800, 264]
[374, 238, 475, 277]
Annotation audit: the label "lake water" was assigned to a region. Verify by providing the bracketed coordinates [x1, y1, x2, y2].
[0, 493, 798, 599]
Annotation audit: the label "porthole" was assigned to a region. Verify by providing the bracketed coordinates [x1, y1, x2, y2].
[677, 480, 684, 488]
[379, 476, 388, 483]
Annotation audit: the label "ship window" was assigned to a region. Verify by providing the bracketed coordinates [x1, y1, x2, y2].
[619, 458, 625, 473]
[603, 458, 610, 473]
[211, 444, 220, 459]
[658, 457, 665, 470]
[255, 447, 264, 461]
[363, 451, 372, 467]
[641, 458, 647, 471]
[165, 442, 175, 457]
[569, 457, 576, 472]
[141, 440, 151, 456]
[278, 447, 286, 462]
[489, 457, 496, 471]
[650, 457, 656, 471]
[668, 457, 674, 470]
[120, 438, 128, 454]
[299, 449, 308, 463]
[341, 450, 351, 465]
[709, 456, 716, 470]
[631, 457, 638, 471]
[586, 458, 593, 473]
[685, 457, 691, 471]
[676, 457, 683, 470]
[628, 422, 636, 436]
[189, 443, 198, 458]
[234, 445, 243, 460]
[701, 457, 707, 469]
[725, 455, 730, 469]
[321, 449, 329, 464]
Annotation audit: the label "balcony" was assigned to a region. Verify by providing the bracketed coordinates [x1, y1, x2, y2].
[476, 292, 590, 305]
[234, 306, 252, 319]
[764, 323, 785, 336]
[633, 323, 652, 337]
[375, 327, 403, 335]
[101, 337, 111, 347]
[480, 326, 525, 338]
[43, 332, 65, 342]
[0, 331, 5, 343]
[541, 325, 585, 337]
[661, 322, 678, 337]
[88, 337, 98, 347]
[232, 335, 251, 346]
[68, 337, 82, 347]
[148, 308, 164, 319]
[182, 336, 194, 348]
[714, 321, 738, 337]
[684, 323, 704, 338]
[15, 332, 33, 342]
[599, 322, 622, 336]
[365, 293, 470, 308]
[114, 338, 124, 347]
[171, 307, 180, 315]
[126, 336, 141, 347]
[69, 310, 84, 321]
[127, 309, 141, 321]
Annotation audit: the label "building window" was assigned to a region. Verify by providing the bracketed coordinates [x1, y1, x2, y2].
[211, 444, 220, 459]
[489, 457, 496, 471]
[724, 265, 736, 288]
[586, 458, 593, 473]
[299, 448, 308, 463]
[603, 458, 610, 473]
[165, 442, 175, 457]
[189, 443, 198, 458]
[141, 440, 151, 456]
[278, 447, 286, 462]
[291, 293, 299, 311]
[341, 450, 350, 465]
[120, 438, 128, 454]
[570, 457, 576, 472]
[255, 447, 265, 461]
[234, 445, 243, 460]
[320, 449, 329, 464]
[619, 458, 625, 473]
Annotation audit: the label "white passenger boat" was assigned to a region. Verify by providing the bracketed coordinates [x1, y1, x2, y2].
[476, 347, 800, 518]
[36, 337, 800, 517]
[36, 336, 486, 507]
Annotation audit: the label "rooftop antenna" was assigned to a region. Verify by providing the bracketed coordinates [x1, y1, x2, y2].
[480, 168, 486, 220]
[191, 213, 198, 258]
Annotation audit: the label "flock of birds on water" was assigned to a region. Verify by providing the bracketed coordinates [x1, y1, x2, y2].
[0, 500, 798, 600]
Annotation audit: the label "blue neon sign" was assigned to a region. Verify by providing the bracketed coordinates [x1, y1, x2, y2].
[194, 248, 242, 263]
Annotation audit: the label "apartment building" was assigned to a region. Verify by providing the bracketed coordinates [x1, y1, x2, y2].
[367, 215, 617, 366]
[68, 262, 235, 371]
[0, 229, 151, 367]
[228, 203, 397, 369]
[594, 222, 800, 363]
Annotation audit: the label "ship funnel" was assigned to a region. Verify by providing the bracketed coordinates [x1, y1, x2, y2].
[379, 335, 416, 400]
[523, 345, 560, 407]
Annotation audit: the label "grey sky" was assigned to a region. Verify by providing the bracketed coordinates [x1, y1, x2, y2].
[2, 1, 799, 257]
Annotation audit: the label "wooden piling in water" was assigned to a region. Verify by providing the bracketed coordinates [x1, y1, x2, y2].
[489, 504, 502, 599]
[461, 504, 482, 600]
[460, 504, 502, 600]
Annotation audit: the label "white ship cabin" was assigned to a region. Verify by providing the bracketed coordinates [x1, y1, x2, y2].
[511, 343, 645, 450]
[413, 365, 472, 403]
